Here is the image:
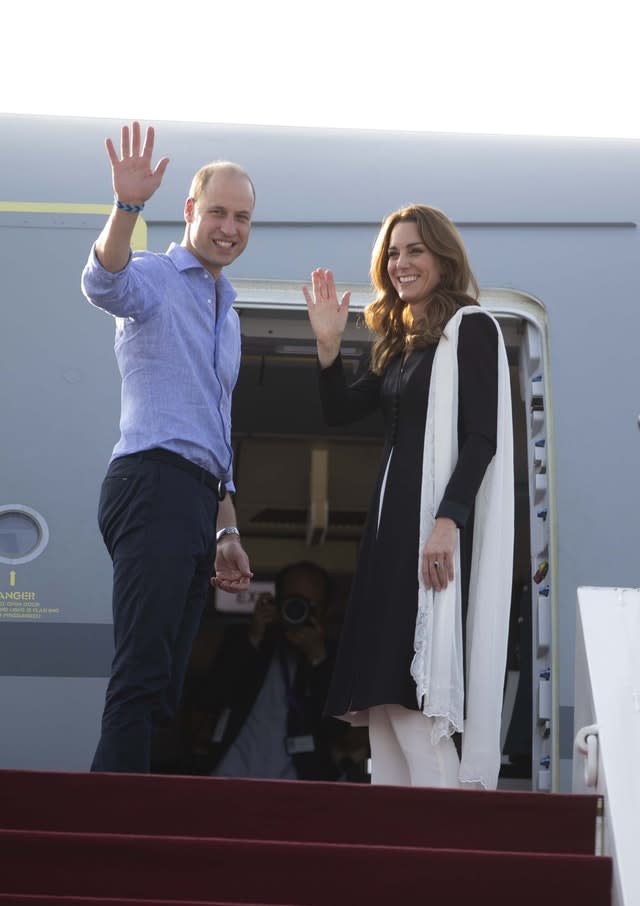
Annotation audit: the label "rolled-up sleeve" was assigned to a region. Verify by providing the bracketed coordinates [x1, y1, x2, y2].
[81, 245, 157, 320]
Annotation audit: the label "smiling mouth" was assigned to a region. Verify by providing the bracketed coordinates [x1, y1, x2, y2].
[398, 276, 418, 284]
[214, 239, 233, 249]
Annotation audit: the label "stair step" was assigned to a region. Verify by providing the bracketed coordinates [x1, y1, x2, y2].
[0, 768, 599, 855]
[0, 897, 298, 906]
[0, 828, 612, 906]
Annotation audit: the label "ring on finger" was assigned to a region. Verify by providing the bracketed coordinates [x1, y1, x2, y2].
[432, 560, 440, 569]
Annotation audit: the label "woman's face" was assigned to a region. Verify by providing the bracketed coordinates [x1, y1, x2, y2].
[387, 220, 441, 318]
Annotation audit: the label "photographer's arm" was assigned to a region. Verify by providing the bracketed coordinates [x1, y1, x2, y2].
[248, 595, 278, 648]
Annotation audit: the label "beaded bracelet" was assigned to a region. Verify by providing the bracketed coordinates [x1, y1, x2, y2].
[115, 199, 145, 213]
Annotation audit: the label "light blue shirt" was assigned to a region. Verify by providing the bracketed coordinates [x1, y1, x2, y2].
[81, 243, 241, 488]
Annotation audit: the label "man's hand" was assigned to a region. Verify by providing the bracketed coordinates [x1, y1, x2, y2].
[96, 121, 170, 273]
[106, 121, 170, 207]
[212, 538, 253, 594]
[286, 617, 327, 666]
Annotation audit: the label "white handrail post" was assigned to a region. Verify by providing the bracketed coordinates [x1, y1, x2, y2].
[574, 586, 640, 906]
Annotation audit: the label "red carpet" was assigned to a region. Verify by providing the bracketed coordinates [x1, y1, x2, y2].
[0, 769, 611, 905]
[0, 901, 298, 906]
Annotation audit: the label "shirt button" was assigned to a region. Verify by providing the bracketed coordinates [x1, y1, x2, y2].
[207, 299, 213, 305]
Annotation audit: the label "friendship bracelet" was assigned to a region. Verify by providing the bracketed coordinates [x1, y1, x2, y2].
[114, 198, 145, 213]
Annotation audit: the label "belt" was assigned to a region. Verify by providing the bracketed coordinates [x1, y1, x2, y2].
[134, 448, 227, 501]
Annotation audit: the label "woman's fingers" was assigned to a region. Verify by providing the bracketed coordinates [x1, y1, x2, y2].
[325, 268, 338, 301]
[304, 269, 349, 310]
[422, 551, 455, 591]
[312, 268, 329, 303]
[309, 268, 338, 305]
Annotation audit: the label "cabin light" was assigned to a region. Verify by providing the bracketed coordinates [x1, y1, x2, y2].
[275, 344, 318, 355]
[274, 344, 359, 356]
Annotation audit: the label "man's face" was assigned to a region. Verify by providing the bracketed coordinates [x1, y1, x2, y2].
[282, 570, 325, 615]
[280, 570, 327, 625]
[183, 170, 254, 277]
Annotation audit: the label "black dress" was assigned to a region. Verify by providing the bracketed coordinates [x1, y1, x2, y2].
[319, 312, 499, 719]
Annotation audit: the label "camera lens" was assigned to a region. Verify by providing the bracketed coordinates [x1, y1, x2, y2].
[280, 594, 311, 627]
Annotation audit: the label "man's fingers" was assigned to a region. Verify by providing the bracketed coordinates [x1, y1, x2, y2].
[120, 124, 130, 160]
[214, 576, 251, 593]
[131, 121, 141, 158]
[215, 574, 252, 585]
[140, 125, 154, 161]
[153, 156, 171, 181]
[214, 569, 253, 585]
[105, 138, 119, 168]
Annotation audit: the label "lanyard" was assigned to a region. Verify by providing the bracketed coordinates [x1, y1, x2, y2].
[276, 639, 305, 718]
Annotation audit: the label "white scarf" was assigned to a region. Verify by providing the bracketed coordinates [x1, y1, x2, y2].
[411, 306, 514, 790]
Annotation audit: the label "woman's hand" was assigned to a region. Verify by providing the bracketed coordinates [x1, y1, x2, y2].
[421, 517, 457, 591]
[303, 268, 351, 367]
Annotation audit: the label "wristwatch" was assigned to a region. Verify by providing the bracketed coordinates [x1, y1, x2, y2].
[216, 526, 240, 543]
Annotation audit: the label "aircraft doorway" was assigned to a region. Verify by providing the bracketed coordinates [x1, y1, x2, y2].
[170, 291, 554, 791]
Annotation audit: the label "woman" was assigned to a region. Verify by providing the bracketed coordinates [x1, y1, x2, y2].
[303, 205, 514, 789]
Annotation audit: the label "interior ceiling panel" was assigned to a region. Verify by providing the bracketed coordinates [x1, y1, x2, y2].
[232, 310, 528, 541]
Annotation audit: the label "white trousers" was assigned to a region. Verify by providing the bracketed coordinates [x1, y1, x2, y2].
[368, 704, 460, 788]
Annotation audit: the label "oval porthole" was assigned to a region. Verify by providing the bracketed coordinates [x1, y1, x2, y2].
[0, 505, 50, 565]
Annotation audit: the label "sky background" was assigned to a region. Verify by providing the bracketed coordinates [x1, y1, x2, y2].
[2, 0, 638, 139]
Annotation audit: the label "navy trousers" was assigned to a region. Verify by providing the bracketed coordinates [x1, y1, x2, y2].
[91, 453, 219, 773]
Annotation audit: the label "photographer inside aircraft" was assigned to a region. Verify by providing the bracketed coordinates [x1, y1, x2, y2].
[183, 561, 360, 781]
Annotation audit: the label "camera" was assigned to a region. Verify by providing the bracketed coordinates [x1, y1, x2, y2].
[279, 594, 312, 627]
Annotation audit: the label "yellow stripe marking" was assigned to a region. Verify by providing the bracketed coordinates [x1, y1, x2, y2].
[0, 202, 147, 249]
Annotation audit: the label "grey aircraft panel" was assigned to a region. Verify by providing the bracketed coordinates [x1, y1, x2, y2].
[0, 112, 638, 784]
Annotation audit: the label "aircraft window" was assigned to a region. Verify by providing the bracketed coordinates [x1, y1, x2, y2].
[0, 506, 49, 564]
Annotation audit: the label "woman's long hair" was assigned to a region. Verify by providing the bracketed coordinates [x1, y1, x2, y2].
[365, 205, 480, 374]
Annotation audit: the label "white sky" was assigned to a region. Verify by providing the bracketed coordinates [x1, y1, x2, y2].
[3, 0, 639, 139]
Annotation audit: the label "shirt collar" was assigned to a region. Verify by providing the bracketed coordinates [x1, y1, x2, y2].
[166, 243, 237, 305]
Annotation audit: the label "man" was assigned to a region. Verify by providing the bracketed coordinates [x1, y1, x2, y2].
[81, 121, 253, 772]
[186, 561, 349, 781]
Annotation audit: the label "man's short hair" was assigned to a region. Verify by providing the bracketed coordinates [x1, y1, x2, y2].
[275, 560, 331, 606]
[188, 161, 256, 207]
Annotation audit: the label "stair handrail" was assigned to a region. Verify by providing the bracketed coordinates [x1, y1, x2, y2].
[574, 723, 599, 788]
[574, 586, 640, 906]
